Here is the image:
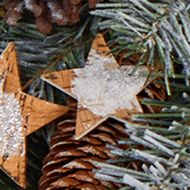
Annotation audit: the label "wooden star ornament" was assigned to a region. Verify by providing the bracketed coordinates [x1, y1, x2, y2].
[42, 34, 149, 140]
[0, 43, 69, 188]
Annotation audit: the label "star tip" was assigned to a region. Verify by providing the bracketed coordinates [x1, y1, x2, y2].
[16, 182, 26, 189]
[7, 42, 15, 47]
[94, 33, 106, 42]
[1, 42, 17, 63]
[41, 73, 55, 83]
[40, 74, 48, 81]
[3, 42, 16, 53]
[0, 165, 26, 189]
[74, 126, 88, 141]
[74, 133, 84, 140]
[74, 135, 80, 141]
[41, 74, 52, 85]
[96, 33, 104, 38]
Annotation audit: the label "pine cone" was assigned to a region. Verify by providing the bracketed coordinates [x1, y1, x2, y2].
[3, 0, 99, 34]
[39, 115, 126, 190]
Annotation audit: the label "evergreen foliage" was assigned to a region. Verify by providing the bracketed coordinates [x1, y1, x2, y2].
[92, 1, 190, 189]
[0, 1, 95, 189]
[0, 0, 190, 190]
[92, 0, 190, 95]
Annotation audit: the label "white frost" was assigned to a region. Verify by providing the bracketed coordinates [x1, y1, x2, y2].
[123, 173, 150, 190]
[0, 93, 24, 157]
[71, 49, 147, 117]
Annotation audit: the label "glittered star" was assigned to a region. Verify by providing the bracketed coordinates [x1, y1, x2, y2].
[0, 43, 68, 188]
[42, 34, 148, 140]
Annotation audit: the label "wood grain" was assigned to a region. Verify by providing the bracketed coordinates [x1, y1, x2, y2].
[75, 108, 105, 140]
[0, 43, 69, 188]
[0, 43, 21, 93]
[16, 92, 69, 135]
[91, 33, 110, 53]
[0, 125, 26, 188]
[42, 70, 77, 99]
[42, 33, 146, 140]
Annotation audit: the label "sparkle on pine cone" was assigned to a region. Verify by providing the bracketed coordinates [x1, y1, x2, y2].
[0, 92, 24, 157]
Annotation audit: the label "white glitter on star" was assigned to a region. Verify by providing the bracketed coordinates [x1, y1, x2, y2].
[0, 92, 23, 156]
[72, 49, 147, 117]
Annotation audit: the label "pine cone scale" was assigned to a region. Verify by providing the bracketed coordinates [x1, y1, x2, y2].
[39, 119, 125, 189]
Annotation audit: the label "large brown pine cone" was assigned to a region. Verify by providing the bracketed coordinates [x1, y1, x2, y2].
[39, 116, 126, 190]
[3, 0, 99, 34]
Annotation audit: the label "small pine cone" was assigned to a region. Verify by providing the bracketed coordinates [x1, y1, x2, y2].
[3, 0, 99, 34]
[39, 117, 126, 190]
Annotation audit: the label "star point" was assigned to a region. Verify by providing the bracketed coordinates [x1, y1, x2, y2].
[0, 43, 69, 188]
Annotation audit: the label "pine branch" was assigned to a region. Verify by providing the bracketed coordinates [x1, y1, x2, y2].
[0, 4, 97, 189]
[94, 120, 190, 189]
[91, 0, 190, 95]
[0, 16, 96, 99]
[93, 76, 190, 190]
